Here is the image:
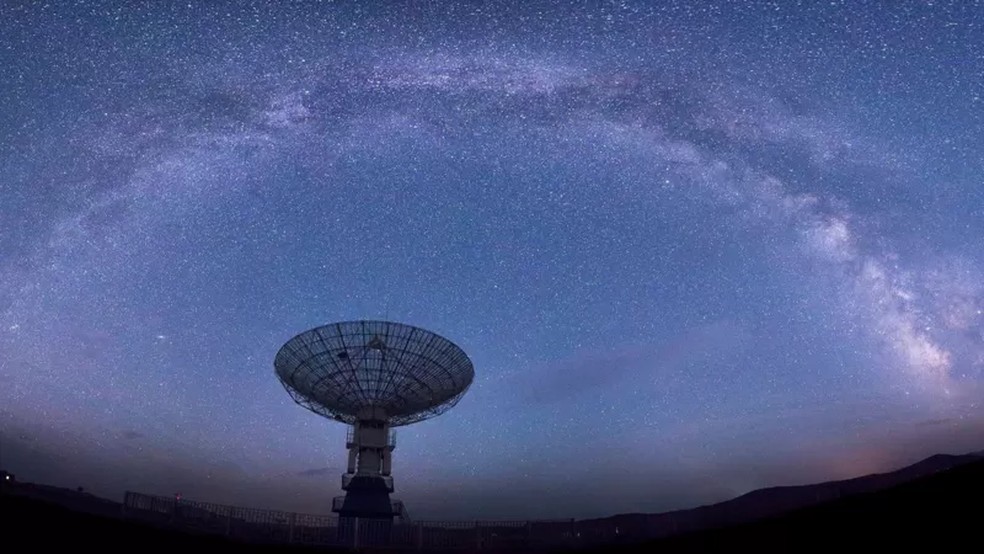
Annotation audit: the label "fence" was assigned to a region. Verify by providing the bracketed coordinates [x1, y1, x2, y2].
[121, 491, 593, 550]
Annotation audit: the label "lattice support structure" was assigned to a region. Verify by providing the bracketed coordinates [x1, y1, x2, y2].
[274, 320, 474, 526]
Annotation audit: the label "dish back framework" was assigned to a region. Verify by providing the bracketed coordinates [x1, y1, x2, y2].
[274, 320, 475, 521]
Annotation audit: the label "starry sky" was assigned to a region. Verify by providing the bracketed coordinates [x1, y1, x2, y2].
[1, 1, 983, 520]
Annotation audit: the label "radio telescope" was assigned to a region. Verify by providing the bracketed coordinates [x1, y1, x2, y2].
[274, 320, 474, 520]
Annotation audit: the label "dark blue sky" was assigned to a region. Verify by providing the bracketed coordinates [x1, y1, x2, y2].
[1, 1, 982, 520]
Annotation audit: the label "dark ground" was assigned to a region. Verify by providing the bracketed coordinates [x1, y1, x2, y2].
[2, 458, 982, 553]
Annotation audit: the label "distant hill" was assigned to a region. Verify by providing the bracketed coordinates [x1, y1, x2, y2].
[631, 455, 984, 553]
[693, 452, 982, 525]
[2, 450, 983, 552]
[572, 451, 984, 542]
[0, 480, 123, 519]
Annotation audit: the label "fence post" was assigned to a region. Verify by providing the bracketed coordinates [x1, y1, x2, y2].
[225, 509, 232, 536]
[416, 522, 423, 550]
[475, 521, 482, 550]
[353, 517, 360, 549]
[288, 512, 296, 543]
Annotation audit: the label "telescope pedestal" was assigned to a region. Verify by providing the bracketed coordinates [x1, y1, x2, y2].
[334, 415, 398, 519]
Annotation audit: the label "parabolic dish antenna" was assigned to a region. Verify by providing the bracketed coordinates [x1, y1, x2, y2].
[274, 320, 475, 522]
[275, 320, 474, 426]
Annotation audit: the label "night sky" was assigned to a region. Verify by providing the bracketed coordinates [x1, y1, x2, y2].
[1, 1, 983, 520]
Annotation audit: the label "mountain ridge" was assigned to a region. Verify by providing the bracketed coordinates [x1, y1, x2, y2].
[3, 453, 984, 552]
[578, 450, 983, 540]
[3, 449, 982, 540]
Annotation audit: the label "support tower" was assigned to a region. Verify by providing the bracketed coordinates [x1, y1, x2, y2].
[274, 320, 474, 523]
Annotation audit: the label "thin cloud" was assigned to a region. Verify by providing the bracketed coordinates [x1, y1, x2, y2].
[296, 466, 338, 478]
[523, 320, 749, 403]
[915, 418, 953, 428]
